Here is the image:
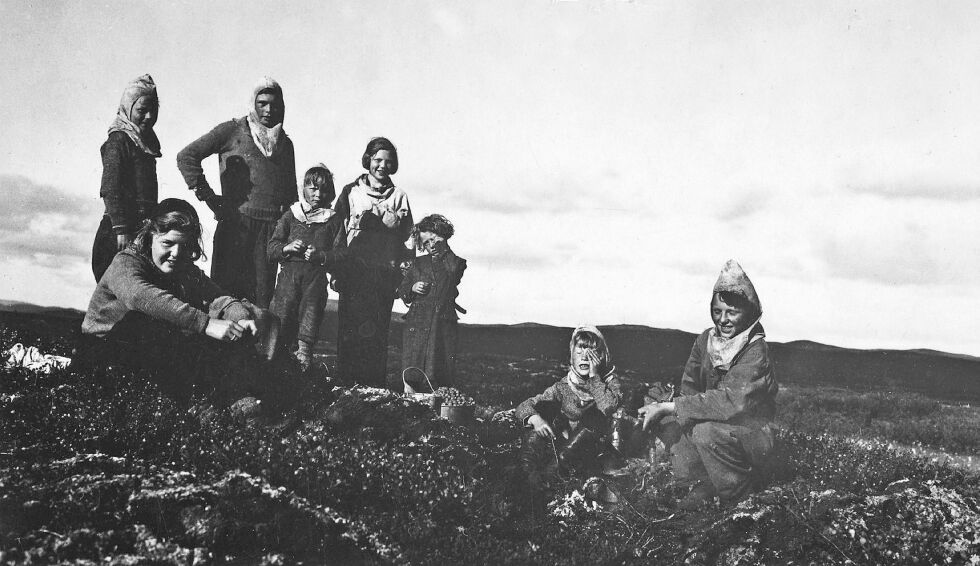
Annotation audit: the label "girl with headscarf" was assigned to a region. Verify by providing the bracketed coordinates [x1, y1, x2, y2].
[267, 164, 347, 371]
[92, 74, 161, 282]
[515, 326, 624, 491]
[176, 77, 297, 308]
[639, 260, 779, 509]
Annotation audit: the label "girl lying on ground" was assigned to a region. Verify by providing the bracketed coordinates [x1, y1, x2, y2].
[79, 198, 280, 410]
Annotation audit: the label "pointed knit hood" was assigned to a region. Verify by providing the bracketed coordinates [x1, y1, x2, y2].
[708, 260, 764, 369]
[108, 74, 161, 157]
[712, 259, 762, 314]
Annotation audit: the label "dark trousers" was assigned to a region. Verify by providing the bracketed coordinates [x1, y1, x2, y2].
[270, 262, 328, 346]
[212, 214, 278, 308]
[336, 263, 399, 387]
[659, 418, 774, 502]
[92, 215, 120, 283]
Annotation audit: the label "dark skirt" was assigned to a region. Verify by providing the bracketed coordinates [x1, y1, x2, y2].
[211, 214, 278, 308]
[92, 215, 120, 283]
[75, 299, 281, 406]
[335, 262, 400, 388]
[75, 312, 257, 405]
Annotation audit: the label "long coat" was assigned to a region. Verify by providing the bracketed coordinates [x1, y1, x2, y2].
[398, 250, 466, 387]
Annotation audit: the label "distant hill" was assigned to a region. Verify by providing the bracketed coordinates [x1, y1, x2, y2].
[0, 300, 83, 320]
[4, 298, 979, 403]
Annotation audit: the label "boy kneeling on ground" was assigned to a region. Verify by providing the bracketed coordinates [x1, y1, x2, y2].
[639, 260, 778, 510]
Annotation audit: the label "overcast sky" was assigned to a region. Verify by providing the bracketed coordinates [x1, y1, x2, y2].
[1, 1, 978, 356]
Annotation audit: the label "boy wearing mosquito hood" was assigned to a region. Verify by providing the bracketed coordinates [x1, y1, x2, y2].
[640, 260, 778, 509]
[516, 326, 624, 489]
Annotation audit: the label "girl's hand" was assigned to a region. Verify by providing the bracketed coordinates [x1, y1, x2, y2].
[638, 402, 676, 431]
[116, 233, 133, 251]
[528, 414, 554, 439]
[283, 239, 306, 255]
[303, 245, 317, 262]
[205, 319, 249, 342]
[412, 281, 431, 295]
[585, 349, 602, 380]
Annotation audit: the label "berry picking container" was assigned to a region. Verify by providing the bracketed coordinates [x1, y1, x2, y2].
[440, 404, 474, 424]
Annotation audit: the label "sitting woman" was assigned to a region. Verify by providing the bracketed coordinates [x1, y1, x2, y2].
[80, 198, 279, 407]
[639, 260, 778, 510]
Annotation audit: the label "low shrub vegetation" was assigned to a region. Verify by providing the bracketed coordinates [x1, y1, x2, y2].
[2, 317, 979, 564]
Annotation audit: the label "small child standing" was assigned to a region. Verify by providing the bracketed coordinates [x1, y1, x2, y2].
[398, 214, 467, 388]
[516, 326, 624, 489]
[268, 164, 347, 370]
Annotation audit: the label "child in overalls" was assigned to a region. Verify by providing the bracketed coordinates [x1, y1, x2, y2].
[268, 164, 347, 371]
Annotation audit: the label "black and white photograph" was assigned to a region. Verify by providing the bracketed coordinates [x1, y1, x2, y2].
[1, 1, 979, 564]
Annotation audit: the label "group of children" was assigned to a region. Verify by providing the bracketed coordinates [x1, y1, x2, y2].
[85, 74, 466, 400]
[84, 74, 777, 510]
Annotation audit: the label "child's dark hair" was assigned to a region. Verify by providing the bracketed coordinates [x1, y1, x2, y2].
[303, 164, 335, 193]
[412, 214, 455, 251]
[133, 200, 204, 262]
[711, 291, 759, 319]
[360, 137, 399, 174]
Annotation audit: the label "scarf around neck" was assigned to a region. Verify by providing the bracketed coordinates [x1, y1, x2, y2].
[108, 74, 161, 158]
[246, 76, 285, 157]
[706, 317, 763, 370]
[246, 112, 283, 157]
[565, 371, 595, 405]
[290, 201, 334, 224]
[355, 174, 395, 200]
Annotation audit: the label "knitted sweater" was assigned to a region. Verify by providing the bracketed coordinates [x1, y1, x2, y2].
[82, 248, 225, 337]
[516, 373, 624, 427]
[100, 131, 158, 234]
[176, 117, 296, 221]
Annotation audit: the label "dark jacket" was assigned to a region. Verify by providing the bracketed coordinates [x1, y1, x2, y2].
[333, 177, 414, 269]
[267, 209, 347, 268]
[82, 248, 225, 337]
[399, 250, 466, 385]
[672, 326, 778, 429]
[176, 117, 296, 221]
[100, 131, 158, 234]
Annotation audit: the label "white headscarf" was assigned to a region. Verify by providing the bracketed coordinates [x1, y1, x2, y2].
[107, 74, 161, 157]
[246, 76, 284, 157]
[290, 163, 335, 224]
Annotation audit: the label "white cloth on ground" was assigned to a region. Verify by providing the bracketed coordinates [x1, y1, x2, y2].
[4, 343, 72, 374]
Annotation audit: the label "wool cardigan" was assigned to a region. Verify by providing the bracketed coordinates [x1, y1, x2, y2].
[100, 131, 159, 234]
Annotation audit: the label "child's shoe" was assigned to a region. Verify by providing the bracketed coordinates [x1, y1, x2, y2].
[676, 481, 718, 511]
[294, 340, 312, 372]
